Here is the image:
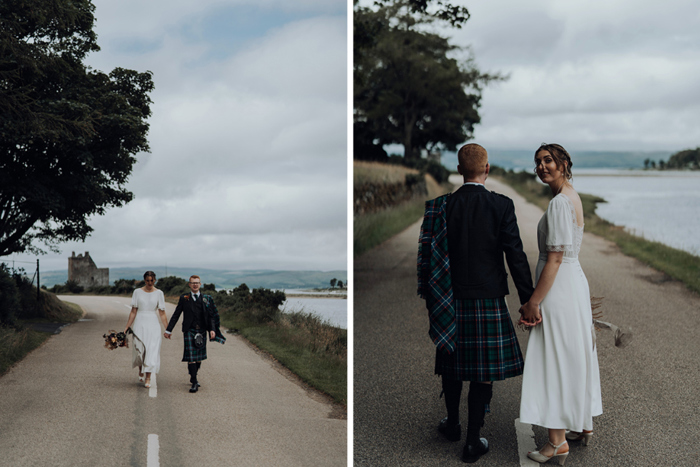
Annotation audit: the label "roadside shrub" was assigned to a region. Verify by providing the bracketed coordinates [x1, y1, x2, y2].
[281, 310, 347, 356]
[65, 280, 84, 294]
[251, 288, 286, 309]
[155, 276, 189, 296]
[112, 278, 135, 295]
[14, 274, 40, 319]
[85, 285, 113, 295]
[423, 159, 450, 184]
[0, 267, 20, 326]
[219, 285, 286, 325]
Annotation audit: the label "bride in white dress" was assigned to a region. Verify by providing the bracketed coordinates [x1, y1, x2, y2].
[518, 144, 603, 465]
[123, 271, 168, 388]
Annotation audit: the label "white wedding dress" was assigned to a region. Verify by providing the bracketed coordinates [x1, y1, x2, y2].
[130, 288, 166, 374]
[520, 194, 603, 431]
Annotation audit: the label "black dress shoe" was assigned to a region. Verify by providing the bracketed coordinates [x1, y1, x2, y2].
[461, 438, 488, 463]
[438, 417, 461, 442]
[189, 382, 200, 393]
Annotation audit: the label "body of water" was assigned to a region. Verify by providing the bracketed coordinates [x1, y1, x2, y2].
[280, 297, 347, 329]
[571, 169, 700, 256]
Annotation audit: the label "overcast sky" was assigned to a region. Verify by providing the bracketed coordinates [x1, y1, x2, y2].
[364, 0, 700, 154]
[452, 0, 700, 152]
[10, 0, 348, 273]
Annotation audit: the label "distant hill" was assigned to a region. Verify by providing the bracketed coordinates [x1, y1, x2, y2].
[38, 267, 347, 290]
[441, 149, 674, 171]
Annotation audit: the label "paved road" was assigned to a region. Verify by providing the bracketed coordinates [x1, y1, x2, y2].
[354, 175, 700, 466]
[0, 295, 346, 467]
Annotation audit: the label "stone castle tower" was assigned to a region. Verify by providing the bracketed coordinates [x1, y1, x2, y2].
[68, 251, 109, 288]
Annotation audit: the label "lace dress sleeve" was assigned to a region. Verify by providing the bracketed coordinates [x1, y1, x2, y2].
[546, 195, 574, 253]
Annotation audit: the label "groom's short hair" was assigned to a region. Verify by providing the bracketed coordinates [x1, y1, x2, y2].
[189, 275, 200, 282]
[458, 143, 488, 179]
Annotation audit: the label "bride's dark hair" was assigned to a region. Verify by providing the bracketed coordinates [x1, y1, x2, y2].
[534, 143, 573, 180]
[143, 271, 156, 280]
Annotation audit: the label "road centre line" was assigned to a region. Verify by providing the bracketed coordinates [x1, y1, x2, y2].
[515, 418, 539, 466]
[149, 373, 157, 398]
[147, 434, 159, 466]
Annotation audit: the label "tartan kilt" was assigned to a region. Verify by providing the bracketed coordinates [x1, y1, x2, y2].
[435, 297, 523, 381]
[182, 329, 208, 363]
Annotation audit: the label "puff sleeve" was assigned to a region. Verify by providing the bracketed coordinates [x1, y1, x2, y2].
[157, 290, 166, 311]
[130, 289, 139, 308]
[545, 195, 574, 253]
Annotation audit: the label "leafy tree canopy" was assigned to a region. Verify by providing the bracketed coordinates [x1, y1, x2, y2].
[0, 0, 154, 257]
[666, 147, 700, 170]
[354, 0, 504, 161]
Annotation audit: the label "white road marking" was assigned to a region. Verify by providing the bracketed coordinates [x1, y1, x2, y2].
[149, 373, 157, 398]
[515, 418, 540, 466]
[147, 434, 159, 466]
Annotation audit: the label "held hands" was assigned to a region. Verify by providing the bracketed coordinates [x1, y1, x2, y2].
[161, 332, 213, 339]
[518, 301, 542, 327]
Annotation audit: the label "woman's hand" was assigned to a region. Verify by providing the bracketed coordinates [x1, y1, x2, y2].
[519, 301, 542, 326]
[209, 331, 216, 340]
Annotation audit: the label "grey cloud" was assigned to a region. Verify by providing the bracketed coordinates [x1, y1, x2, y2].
[439, 0, 700, 151]
[12, 2, 347, 273]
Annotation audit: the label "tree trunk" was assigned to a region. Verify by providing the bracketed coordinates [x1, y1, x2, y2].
[403, 111, 418, 161]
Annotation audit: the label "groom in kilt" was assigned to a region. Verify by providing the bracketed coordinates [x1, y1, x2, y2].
[418, 143, 538, 463]
[165, 275, 226, 393]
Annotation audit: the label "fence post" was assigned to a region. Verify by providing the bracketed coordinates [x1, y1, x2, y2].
[37, 259, 40, 301]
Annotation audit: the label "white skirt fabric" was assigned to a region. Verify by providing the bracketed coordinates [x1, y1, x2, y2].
[131, 309, 162, 374]
[519, 257, 603, 431]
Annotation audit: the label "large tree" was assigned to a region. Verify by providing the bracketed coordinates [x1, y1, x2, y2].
[0, 0, 154, 257]
[354, 0, 503, 161]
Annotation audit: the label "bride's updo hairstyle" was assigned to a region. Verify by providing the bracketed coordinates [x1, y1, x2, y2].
[143, 271, 156, 280]
[534, 143, 573, 181]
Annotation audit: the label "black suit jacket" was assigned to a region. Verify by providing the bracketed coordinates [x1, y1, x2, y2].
[446, 184, 534, 303]
[166, 292, 213, 333]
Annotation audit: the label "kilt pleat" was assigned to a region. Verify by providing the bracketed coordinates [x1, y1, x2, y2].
[182, 329, 207, 362]
[435, 297, 523, 381]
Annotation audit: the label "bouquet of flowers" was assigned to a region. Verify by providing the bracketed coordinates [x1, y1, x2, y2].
[103, 329, 129, 350]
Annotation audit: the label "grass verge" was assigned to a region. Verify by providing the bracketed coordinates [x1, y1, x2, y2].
[354, 165, 453, 257]
[493, 171, 700, 295]
[221, 312, 346, 405]
[0, 326, 50, 376]
[0, 290, 83, 376]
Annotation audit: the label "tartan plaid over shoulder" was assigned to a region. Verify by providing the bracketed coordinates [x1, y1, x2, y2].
[417, 194, 457, 354]
[202, 294, 226, 344]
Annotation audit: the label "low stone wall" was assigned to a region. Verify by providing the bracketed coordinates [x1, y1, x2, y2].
[354, 175, 427, 214]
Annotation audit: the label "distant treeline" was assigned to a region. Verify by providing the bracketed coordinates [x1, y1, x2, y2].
[46, 275, 289, 325]
[38, 268, 347, 290]
[646, 147, 700, 170]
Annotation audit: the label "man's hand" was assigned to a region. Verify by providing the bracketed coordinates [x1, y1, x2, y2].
[210, 331, 215, 340]
[164, 332, 171, 339]
[518, 301, 542, 326]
